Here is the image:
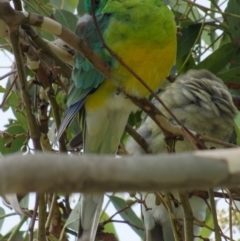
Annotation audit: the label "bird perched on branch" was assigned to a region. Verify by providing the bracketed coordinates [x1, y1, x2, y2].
[56, 0, 177, 240]
[126, 69, 238, 241]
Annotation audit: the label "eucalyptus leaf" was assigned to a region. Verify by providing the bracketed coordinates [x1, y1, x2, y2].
[108, 195, 144, 239]
[195, 43, 238, 73]
[54, 9, 78, 32]
[50, 0, 78, 12]
[0, 207, 5, 232]
[100, 211, 118, 239]
[7, 92, 28, 132]
[197, 208, 213, 241]
[177, 24, 202, 60]
[217, 66, 240, 82]
[0, 123, 27, 155]
[225, 0, 240, 44]
[0, 85, 5, 93]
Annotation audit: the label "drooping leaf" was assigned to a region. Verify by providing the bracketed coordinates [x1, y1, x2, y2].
[177, 53, 196, 74]
[108, 195, 144, 239]
[64, 198, 80, 232]
[217, 66, 240, 82]
[198, 208, 213, 241]
[77, 0, 86, 15]
[50, 0, 78, 12]
[0, 85, 5, 93]
[0, 207, 5, 232]
[54, 9, 78, 32]
[225, 0, 240, 45]
[195, 43, 238, 73]
[4, 194, 26, 216]
[235, 113, 240, 146]
[23, 0, 53, 16]
[177, 24, 202, 60]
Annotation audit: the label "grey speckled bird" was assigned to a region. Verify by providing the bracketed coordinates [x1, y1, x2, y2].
[126, 69, 238, 241]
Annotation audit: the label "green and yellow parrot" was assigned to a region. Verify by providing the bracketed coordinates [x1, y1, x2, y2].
[56, 0, 177, 240]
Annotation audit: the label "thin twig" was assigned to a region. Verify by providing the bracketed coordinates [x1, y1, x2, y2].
[229, 197, 233, 240]
[109, 219, 144, 231]
[164, 192, 181, 241]
[198, 135, 238, 148]
[100, 202, 136, 226]
[7, 216, 28, 241]
[125, 123, 152, 154]
[178, 192, 194, 241]
[22, 38, 67, 152]
[208, 188, 221, 241]
[183, 0, 240, 19]
[28, 194, 39, 241]
[45, 193, 57, 231]
[0, 69, 17, 80]
[23, 25, 71, 78]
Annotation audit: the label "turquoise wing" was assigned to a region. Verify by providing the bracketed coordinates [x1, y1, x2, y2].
[56, 14, 113, 141]
[67, 13, 112, 106]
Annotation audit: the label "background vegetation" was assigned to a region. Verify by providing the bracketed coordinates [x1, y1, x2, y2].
[0, 0, 240, 240]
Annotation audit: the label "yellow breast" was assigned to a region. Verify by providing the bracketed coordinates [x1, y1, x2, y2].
[111, 38, 177, 97]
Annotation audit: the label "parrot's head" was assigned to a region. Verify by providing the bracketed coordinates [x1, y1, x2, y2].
[84, 0, 166, 15]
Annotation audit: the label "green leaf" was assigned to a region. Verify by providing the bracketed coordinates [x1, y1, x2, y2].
[195, 43, 238, 73]
[217, 66, 240, 82]
[0, 85, 5, 93]
[65, 198, 118, 239]
[54, 9, 78, 32]
[77, 0, 86, 15]
[108, 195, 144, 239]
[2, 230, 25, 240]
[198, 209, 213, 241]
[225, 0, 240, 45]
[100, 212, 118, 238]
[64, 198, 80, 232]
[37, 29, 55, 41]
[7, 92, 28, 132]
[0, 123, 27, 155]
[177, 24, 202, 60]
[20, 194, 30, 209]
[235, 112, 240, 145]
[177, 54, 196, 74]
[48, 234, 59, 241]
[23, 230, 37, 241]
[0, 207, 5, 232]
[50, 0, 78, 12]
[23, 0, 53, 16]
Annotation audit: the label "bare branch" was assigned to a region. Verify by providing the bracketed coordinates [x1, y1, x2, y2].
[8, 19, 42, 151]
[0, 149, 240, 194]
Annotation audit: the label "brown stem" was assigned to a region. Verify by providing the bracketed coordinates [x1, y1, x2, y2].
[9, 24, 42, 151]
[125, 123, 152, 154]
[28, 194, 39, 241]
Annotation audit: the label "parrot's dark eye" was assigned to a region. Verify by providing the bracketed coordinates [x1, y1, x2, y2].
[95, 0, 100, 7]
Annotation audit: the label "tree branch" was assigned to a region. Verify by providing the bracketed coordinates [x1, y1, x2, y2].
[0, 148, 240, 194]
[8, 19, 42, 151]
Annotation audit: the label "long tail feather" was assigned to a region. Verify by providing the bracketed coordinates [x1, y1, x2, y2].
[55, 99, 85, 143]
